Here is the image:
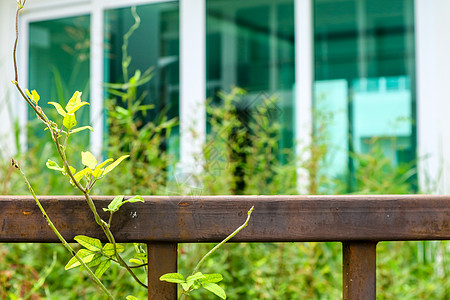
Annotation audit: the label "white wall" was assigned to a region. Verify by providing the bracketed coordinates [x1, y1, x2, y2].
[416, 0, 450, 193]
[0, 1, 20, 157]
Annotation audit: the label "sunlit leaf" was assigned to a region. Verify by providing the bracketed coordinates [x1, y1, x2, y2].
[102, 243, 125, 256]
[73, 167, 91, 183]
[129, 258, 142, 265]
[64, 249, 96, 270]
[122, 195, 144, 205]
[129, 252, 147, 265]
[186, 272, 206, 283]
[126, 296, 139, 300]
[67, 101, 89, 114]
[160, 273, 185, 283]
[63, 113, 77, 129]
[46, 159, 64, 172]
[103, 195, 143, 213]
[48, 102, 66, 117]
[202, 282, 226, 299]
[93, 158, 113, 178]
[200, 274, 223, 284]
[70, 126, 93, 134]
[103, 195, 124, 213]
[132, 252, 147, 263]
[94, 259, 111, 278]
[26, 89, 40, 104]
[102, 155, 130, 176]
[181, 282, 191, 291]
[63, 165, 76, 177]
[65, 91, 82, 112]
[81, 151, 97, 169]
[79, 253, 102, 271]
[75, 235, 102, 251]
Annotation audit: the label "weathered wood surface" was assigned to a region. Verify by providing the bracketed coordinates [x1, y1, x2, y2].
[0, 195, 449, 243]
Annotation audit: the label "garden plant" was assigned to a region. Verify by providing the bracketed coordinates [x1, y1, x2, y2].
[7, 1, 253, 299]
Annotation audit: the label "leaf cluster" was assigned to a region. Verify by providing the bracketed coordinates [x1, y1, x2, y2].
[160, 272, 226, 299]
[65, 235, 125, 279]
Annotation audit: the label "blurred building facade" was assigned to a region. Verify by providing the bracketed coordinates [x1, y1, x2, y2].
[0, 0, 449, 193]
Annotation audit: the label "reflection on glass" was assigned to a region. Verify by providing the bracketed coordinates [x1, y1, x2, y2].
[28, 15, 90, 145]
[206, 0, 295, 151]
[104, 3, 180, 157]
[313, 0, 415, 190]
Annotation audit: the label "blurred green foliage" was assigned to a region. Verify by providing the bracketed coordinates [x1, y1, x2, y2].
[1, 87, 449, 299]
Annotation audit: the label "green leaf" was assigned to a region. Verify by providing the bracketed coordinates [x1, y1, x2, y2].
[200, 274, 223, 284]
[129, 252, 147, 265]
[73, 168, 91, 184]
[102, 243, 125, 256]
[103, 195, 143, 213]
[202, 282, 226, 299]
[75, 235, 102, 251]
[92, 168, 103, 178]
[160, 273, 185, 284]
[62, 165, 76, 177]
[92, 158, 113, 178]
[102, 155, 130, 176]
[126, 296, 139, 300]
[181, 282, 190, 292]
[48, 102, 66, 117]
[103, 195, 124, 213]
[133, 253, 147, 261]
[94, 259, 111, 278]
[187, 272, 206, 283]
[192, 281, 201, 290]
[65, 91, 82, 112]
[97, 159, 114, 169]
[26, 89, 40, 104]
[81, 151, 97, 169]
[46, 159, 64, 172]
[79, 253, 102, 271]
[63, 113, 77, 130]
[122, 195, 144, 205]
[64, 249, 96, 270]
[129, 258, 143, 265]
[70, 126, 93, 134]
[67, 101, 89, 114]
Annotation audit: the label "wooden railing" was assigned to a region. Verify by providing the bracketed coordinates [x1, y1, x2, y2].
[1, 195, 449, 299]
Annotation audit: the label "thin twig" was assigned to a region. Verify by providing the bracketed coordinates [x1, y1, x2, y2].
[192, 206, 254, 275]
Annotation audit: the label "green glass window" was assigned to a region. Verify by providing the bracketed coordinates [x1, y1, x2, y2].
[28, 15, 90, 146]
[206, 0, 295, 151]
[104, 2, 180, 157]
[313, 0, 416, 190]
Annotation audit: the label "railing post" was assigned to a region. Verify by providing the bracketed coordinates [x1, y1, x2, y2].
[343, 242, 377, 300]
[147, 242, 178, 300]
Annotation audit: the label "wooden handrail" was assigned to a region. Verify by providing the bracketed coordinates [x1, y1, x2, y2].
[1, 194, 449, 299]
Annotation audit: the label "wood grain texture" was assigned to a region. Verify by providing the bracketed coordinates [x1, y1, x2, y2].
[1, 195, 449, 243]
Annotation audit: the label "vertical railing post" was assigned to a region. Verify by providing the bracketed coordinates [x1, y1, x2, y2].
[147, 242, 178, 300]
[343, 242, 377, 300]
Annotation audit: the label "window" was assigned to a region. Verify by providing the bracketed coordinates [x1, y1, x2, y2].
[28, 15, 90, 148]
[27, 1, 180, 158]
[313, 0, 416, 190]
[104, 2, 180, 157]
[206, 0, 295, 151]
